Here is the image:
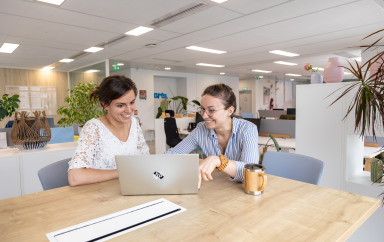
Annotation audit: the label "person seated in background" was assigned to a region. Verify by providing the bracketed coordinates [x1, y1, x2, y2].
[68, 75, 149, 186]
[166, 83, 259, 188]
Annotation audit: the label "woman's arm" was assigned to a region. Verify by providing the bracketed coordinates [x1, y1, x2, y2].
[198, 122, 259, 186]
[68, 121, 113, 186]
[198, 156, 237, 188]
[165, 127, 199, 154]
[68, 168, 118, 186]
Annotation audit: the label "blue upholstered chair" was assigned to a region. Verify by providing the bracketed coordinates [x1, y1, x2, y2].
[38, 158, 71, 190]
[241, 113, 254, 118]
[263, 152, 324, 185]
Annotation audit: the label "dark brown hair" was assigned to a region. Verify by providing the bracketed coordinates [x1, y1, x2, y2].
[202, 83, 237, 115]
[90, 75, 138, 107]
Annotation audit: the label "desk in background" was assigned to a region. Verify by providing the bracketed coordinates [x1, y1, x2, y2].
[258, 137, 382, 159]
[258, 136, 296, 152]
[0, 171, 379, 241]
[155, 117, 195, 154]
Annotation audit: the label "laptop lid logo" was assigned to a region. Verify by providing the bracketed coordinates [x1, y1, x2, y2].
[153, 171, 164, 180]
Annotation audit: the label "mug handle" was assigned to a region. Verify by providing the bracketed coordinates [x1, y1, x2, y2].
[258, 173, 267, 191]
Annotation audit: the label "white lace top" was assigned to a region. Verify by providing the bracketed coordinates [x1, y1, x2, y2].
[69, 117, 149, 170]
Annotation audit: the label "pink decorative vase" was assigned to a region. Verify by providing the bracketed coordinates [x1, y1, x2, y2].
[323, 57, 344, 83]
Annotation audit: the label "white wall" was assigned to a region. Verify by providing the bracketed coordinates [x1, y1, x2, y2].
[239, 78, 298, 115]
[130, 68, 239, 131]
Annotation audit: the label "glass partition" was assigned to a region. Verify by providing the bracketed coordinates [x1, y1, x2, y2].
[68, 61, 106, 89]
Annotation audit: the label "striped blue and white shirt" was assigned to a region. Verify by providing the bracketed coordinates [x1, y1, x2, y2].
[165, 117, 259, 181]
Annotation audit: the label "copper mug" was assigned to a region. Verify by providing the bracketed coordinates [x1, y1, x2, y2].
[244, 164, 267, 195]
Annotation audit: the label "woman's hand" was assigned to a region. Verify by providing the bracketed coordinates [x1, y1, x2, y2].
[198, 156, 221, 188]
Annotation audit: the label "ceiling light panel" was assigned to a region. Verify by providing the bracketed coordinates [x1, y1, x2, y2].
[186, 46, 227, 54]
[42, 66, 54, 70]
[84, 47, 104, 53]
[37, 0, 65, 5]
[285, 73, 302, 76]
[85, 70, 100, 73]
[196, 63, 224, 67]
[125, 26, 153, 36]
[252, 69, 272, 73]
[210, 0, 228, 3]
[59, 59, 74, 63]
[0, 43, 19, 53]
[269, 50, 300, 57]
[274, 61, 298, 66]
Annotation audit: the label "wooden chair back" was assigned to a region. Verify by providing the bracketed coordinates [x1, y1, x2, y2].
[364, 142, 379, 147]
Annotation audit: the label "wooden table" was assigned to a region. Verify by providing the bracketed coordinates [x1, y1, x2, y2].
[0, 172, 380, 241]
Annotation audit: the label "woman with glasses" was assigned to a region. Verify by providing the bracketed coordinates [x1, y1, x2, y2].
[165, 84, 259, 188]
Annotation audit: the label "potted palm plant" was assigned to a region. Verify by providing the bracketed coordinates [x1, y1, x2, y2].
[329, 29, 384, 140]
[259, 134, 280, 165]
[57, 82, 104, 127]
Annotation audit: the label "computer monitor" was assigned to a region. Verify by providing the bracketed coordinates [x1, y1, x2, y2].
[287, 108, 296, 115]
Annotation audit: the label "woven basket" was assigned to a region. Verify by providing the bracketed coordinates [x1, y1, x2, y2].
[10, 111, 51, 150]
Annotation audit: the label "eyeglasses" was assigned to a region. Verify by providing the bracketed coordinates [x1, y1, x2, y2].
[197, 107, 224, 117]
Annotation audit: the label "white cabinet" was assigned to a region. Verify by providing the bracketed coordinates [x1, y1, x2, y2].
[296, 83, 384, 241]
[0, 142, 77, 200]
[0, 150, 21, 200]
[296, 82, 362, 190]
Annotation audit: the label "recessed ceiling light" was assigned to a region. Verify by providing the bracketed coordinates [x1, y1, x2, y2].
[285, 73, 302, 76]
[274, 61, 298, 66]
[344, 72, 352, 75]
[59, 58, 74, 63]
[252, 69, 272, 73]
[85, 70, 100, 73]
[186, 46, 227, 54]
[210, 0, 228, 3]
[220, 72, 225, 75]
[42, 66, 54, 70]
[116, 63, 124, 66]
[269, 50, 300, 57]
[259, 76, 264, 78]
[37, 0, 65, 5]
[84, 47, 103, 53]
[196, 63, 225, 68]
[164, 67, 171, 70]
[125, 26, 153, 36]
[352, 57, 361, 62]
[290, 79, 295, 81]
[0, 43, 19, 53]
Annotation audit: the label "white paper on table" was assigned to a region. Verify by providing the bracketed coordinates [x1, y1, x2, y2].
[0, 132, 7, 149]
[46, 198, 186, 242]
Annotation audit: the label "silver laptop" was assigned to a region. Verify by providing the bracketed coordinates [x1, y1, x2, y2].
[116, 154, 199, 195]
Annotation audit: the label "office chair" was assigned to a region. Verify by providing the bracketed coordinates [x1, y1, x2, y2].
[241, 113, 254, 118]
[38, 158, 71, 190]
[263, 152, 324, 185]
[164, 117, 182, 148]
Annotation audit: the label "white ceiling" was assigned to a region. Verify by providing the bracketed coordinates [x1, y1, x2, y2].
[1, 0, 384, 80]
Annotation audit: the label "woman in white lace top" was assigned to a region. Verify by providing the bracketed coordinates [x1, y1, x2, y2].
[68, 75, 149, 186]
